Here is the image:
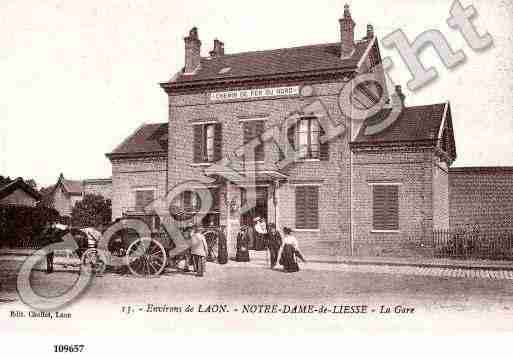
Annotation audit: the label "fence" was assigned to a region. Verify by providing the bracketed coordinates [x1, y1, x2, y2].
[432, 228, 513, 260]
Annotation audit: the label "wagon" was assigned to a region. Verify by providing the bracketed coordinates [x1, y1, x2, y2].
[80, 212, 223, 277]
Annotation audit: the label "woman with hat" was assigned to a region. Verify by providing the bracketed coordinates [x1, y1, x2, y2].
[235, 225, 250, 262]
[252, 216, 268, 251]
[276, 227, 306, 273]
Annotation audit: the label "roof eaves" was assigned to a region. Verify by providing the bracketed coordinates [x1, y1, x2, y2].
[106, 151, 168, 160]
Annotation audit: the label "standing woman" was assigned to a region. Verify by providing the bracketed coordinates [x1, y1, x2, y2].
[217, 225, 228, 265]
[277, 227, 306, 273]
[235, 226, 250, 262]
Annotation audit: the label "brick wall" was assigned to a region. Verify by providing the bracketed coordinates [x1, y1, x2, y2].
[449, 167, 513, 232]
[83, 179, 112, 200]
[432, 160, 450, 230]
[351, 148, 438, 257]
[167, 80, 353, 256]
[111, 156, 167, 220]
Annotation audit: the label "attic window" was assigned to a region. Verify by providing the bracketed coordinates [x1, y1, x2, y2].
[218, 67, 231, 74]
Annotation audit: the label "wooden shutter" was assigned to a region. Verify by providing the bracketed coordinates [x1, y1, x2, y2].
[372, 185, 399, 230]
[214, 123, 222, 162]
[210, 187, 220, 211]
[305, 186, 319, 229]
[319, 121, 329, 161]
[295, 186, 306, 229]
[254, 120, 265, 161]
[287, 122, 296, 159]
[295, 186, 319, 229]
[243, 121, 254, 144]
[243, 121, 264, 162]
[193, 125, 203, 163]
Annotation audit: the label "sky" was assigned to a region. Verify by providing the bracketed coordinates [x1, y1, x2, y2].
[1, 0, 512, 187]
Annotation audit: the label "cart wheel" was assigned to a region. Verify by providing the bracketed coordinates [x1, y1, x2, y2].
[126, 238, 167, 277]
[81, 248, 107, 275]
[204, 231, 218, 262]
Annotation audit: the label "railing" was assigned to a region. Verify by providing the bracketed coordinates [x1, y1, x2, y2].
[432, 228, 513, 260]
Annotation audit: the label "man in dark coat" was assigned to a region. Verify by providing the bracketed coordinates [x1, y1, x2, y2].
[267, 223, 282, 268]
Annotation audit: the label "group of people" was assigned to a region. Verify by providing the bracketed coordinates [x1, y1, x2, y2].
[235, 217, 306, 273]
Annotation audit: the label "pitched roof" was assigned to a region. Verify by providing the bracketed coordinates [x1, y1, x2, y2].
[61, 179, 83, 195]
[0, 177, 42, 201]
[167, 39, 373, 86]
[352, 103, 447, 144]
[107, 123, 168, 158]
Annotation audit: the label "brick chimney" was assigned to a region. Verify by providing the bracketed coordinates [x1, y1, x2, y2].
[209, 39, 225, 57]
[184, 27, 201, 74]
[339, 4, 355, 59]
[366, 24, 374, 39]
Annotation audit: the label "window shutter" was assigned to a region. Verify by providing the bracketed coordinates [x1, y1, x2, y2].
[243, 121, 264, 162]
[295, 186, 306, 229]
[214, 123, 222, 162]
[306, 186, 319, 229]
[287, 122, 296, 159]
[210, 187, 220, 211]
[243, 121, 254, 144]
[193, 125, 203, 163]
[295, 186, 319, 229]
[372, 185, 399, 230]
[255, 120, 265, 161]
[319, 122, 329, 161]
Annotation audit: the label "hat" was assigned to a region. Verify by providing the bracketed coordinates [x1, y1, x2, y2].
[254, 216, 263, 223]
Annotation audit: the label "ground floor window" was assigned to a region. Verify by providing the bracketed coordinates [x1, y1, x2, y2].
[372, 184, 399, 231]
[295, 185, 319, 229]
[134, 188, 155, 212]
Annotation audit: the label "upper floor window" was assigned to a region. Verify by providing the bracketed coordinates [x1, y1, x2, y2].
[193, 123, 222, 163]
[287, 117, 329, 161]
[242, 120, 265, 162]
[298, 117, 320, 159]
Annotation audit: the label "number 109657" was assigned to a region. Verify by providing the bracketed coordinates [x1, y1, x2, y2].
[53, 345, 85, 353]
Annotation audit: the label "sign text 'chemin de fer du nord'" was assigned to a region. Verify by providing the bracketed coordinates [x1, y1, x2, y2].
[209, 86, 300, 102]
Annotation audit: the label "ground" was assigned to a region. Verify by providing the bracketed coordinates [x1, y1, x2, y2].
[1, 257, 513, 333]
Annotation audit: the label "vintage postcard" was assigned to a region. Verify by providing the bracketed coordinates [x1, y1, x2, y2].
[1, 0, 513, 355]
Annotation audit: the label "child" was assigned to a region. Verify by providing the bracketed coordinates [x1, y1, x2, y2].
[190, 225, 208, 277]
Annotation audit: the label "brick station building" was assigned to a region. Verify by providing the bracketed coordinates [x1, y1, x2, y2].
[106, 6, 511, 258]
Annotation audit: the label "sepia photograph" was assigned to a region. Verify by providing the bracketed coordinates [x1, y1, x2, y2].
[1, 0, 513, 354]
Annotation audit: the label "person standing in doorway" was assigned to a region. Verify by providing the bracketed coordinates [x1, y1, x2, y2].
[253, 216, 268, 251]
[235, 226, 250, 262]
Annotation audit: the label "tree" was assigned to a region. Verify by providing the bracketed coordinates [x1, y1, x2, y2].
[26, 179, 37, 189]
[71, 194, 112, 228]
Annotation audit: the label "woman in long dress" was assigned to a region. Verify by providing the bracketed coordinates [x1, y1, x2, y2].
[217, 225, 228, 264]
[277, 227, 306, 272]
[235, 226, 250, 262]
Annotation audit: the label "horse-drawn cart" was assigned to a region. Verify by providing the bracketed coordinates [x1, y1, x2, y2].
[77, 214, 223, 277]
